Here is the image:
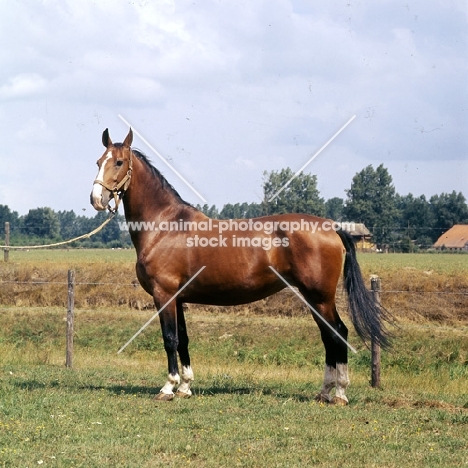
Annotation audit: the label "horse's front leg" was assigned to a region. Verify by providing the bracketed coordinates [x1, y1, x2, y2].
[175, 301, 194, 398]
[155, 298, 180, 401]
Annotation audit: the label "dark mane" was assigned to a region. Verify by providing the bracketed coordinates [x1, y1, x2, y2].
[115, 143, 193, 207]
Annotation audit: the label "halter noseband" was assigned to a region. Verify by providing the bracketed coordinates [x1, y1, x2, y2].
[93, 148, 133, 213]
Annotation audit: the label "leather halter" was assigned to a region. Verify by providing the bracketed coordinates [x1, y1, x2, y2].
[93, 148, 133, 213]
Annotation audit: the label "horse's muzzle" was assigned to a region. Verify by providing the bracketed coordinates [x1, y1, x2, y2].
[90, 184, 110, 211]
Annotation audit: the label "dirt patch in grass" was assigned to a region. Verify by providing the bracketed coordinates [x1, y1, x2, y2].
[382, 397, 468, 413]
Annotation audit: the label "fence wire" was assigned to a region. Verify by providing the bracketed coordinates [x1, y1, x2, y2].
[0, 279, 466, 296]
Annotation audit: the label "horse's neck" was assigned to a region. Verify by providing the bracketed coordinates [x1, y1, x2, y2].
[122, 156, 204, 230]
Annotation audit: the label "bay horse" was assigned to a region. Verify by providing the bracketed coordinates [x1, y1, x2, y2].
[90, 128, 390, 404]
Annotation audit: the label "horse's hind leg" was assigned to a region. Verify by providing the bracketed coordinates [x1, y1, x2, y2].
[333, 318, 350, 405]
[317, 321, 350, 405]
[308, 300, 350, 405]
[175, 302, 194, 398]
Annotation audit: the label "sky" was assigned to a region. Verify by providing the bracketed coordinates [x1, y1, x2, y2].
[0, 0, 467, 216]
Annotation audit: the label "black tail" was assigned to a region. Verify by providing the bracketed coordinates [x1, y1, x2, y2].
[336, 229, 392, 349]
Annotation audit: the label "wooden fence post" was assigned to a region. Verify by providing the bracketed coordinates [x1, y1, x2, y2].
[370, 276, 381, 388]
[66, 269, 75, 368]
[4, 222, 9, 262]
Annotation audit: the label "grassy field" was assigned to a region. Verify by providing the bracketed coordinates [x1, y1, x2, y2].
[0, 250, 467, 466]
[0, 307, 467, 467]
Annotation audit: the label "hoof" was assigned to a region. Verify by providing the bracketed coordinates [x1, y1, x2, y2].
[154, 392, 174, 402]
[314, 394, 331, 404]
[175, 390, 192, 399]
[331, 396, 348, 406]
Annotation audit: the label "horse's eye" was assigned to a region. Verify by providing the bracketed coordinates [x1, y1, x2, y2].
[116, 160, 124, 167]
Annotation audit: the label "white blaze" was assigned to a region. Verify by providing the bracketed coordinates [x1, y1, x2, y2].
[91, 151, 113, 209]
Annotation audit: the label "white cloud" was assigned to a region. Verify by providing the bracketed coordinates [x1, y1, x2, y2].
[0, 0, 466, 215]
[0, 73, 47, 100]
[16, 118, 55, 143]
[235, 157, 256, 169]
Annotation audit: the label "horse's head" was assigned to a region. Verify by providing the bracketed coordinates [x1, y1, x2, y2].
[90, 128, 133, 212]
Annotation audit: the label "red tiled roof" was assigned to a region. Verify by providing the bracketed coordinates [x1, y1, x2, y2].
[337, 222, 371, 237]
[433, 224, 468, 249]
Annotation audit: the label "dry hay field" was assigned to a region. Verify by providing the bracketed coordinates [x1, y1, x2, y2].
[0, 249, 467, 467]
[1, 249, 467, 324]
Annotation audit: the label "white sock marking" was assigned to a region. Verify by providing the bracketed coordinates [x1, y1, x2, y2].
[160, 373, 180, 395]
[335, 363, 350, 402]
[177, 365, 194, 395]
[318, 365, 336, 401]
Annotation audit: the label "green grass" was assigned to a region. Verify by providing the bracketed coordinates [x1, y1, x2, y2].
[0, 307, 467, 467]
[358, 252, 468, 275]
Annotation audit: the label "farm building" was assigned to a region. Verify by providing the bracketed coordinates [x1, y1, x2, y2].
[433, 224, 468, 251]
[337, 222, 375, 251]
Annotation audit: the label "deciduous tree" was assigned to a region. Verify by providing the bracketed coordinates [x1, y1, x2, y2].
[23, 207, 60, 239]
[344, 164, 399, 248]
[262, 168, 325, 216]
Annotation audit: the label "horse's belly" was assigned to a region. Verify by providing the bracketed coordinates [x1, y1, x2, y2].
[181, 282, 286, 306]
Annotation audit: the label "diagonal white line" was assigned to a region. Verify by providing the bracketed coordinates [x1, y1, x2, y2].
[117, 266, 206, 354]
[268, 115, 356, 202]
[268, 266, 357, 353]
[118, 114, 207, 203]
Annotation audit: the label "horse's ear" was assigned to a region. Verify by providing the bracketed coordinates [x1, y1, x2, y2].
[102, 128, 112, 148]
[123, 128, 133, 148]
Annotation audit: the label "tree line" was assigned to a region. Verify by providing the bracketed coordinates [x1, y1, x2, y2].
[1, 164, 467, 251]
[199, 164, 468, 251]
[0, 207, 127, 249]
